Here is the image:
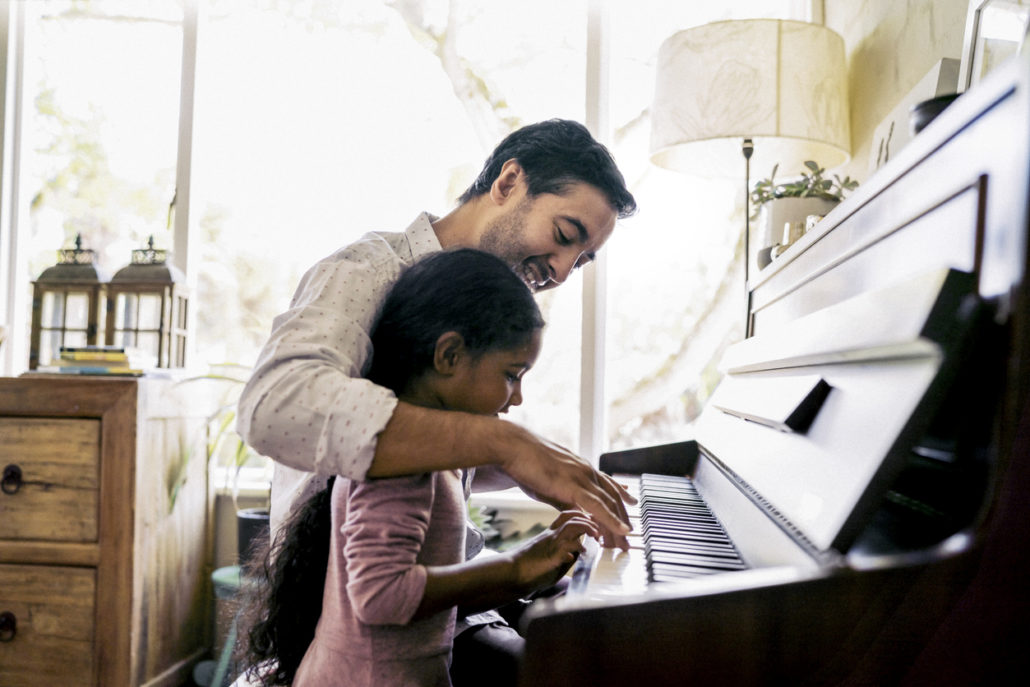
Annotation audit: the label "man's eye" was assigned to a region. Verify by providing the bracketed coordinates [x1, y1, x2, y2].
[555, 226, 571, 245]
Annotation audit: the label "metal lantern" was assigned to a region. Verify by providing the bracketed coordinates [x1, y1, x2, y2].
[29, 235, 108, 369]
[104, 236, 189, 368]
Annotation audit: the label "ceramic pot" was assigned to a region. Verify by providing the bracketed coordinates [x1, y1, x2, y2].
[236, 507, 270, 563]
[755, 197, 838, 268]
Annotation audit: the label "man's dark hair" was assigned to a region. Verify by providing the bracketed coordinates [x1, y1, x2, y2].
[457, 119, 637, 219]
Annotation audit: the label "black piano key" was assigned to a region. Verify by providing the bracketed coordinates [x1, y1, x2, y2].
[645, 505, 709, 515]
[646, 537, 732, 552]
[646, 536, 733, 552]
[641, 493, 706, 505]
[643, 503, 715, 514]
[642, 516, 721, 530]
[647, 538, 737, 553]
[644, 533, 741, 552]
[644, 524, 727, 539]
[646, 546, 743, 563]
[649, 562, 724, 581]
[640, 474, 693, 485]
[645, 538, 740, 555]
[643, 520, 728, 536]
[642, 488, 702, 501]
[648, 550, 748, 570]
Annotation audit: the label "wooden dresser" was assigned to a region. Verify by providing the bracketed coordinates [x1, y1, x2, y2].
[0, 376, 214, 687]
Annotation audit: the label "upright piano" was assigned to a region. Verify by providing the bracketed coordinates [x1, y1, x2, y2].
[519, 52, 1030, 686]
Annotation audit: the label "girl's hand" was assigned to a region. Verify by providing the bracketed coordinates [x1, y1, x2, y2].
[509, 511, 600, 595]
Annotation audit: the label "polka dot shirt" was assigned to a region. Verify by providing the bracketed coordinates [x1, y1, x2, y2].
[236, 213, 443, 532]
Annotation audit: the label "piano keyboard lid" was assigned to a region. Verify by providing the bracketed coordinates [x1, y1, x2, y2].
[695, 267, 987, 555]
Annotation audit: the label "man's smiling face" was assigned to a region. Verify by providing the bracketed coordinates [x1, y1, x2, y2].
[478, 181, 618, 292]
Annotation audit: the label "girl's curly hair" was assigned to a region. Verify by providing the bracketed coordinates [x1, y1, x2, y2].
[235, 477, 335, 686]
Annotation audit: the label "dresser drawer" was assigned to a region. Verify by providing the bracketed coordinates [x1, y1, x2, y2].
[0, 563, 96, 686]
[0, 417, 100, 542]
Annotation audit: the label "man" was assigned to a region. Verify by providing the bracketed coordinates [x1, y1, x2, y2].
[237, 119, 638, 547]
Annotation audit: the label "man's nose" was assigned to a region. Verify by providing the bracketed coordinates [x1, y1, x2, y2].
[550, 249, 584, 284]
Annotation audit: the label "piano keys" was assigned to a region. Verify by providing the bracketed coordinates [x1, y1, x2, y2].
[571, 474, 747, 595]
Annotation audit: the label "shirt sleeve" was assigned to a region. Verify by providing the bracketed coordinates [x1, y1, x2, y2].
[340, 474, 434, 625]
[236, 235, 404, 481]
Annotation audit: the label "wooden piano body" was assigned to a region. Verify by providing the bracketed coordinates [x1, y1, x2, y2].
[518, 52, 1030, 686]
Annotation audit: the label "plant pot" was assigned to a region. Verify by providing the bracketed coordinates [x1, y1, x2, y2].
[236, 507, 270, 564]
[754, 197, 838, 269]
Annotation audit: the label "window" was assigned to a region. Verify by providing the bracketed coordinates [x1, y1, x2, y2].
[192, 0, 588, 452]
[1, 0, 801, 464]
[603, 0, 797, 451]
[2, 0, 184, 371]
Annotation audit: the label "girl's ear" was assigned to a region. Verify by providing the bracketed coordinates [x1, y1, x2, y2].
[433, 331, 467, 374]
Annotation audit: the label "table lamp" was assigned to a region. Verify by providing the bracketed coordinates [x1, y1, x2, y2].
[649, 19, 850, 331]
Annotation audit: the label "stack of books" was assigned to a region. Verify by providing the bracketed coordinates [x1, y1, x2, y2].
[40, 346, 156, 376]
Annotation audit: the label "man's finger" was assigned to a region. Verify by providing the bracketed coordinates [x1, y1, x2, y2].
[574, 489, 631, 537]
[595, 471, 635, 525]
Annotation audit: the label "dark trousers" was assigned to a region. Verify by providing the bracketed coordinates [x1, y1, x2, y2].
[449, 579, 569, 687]
[450, 620, 525, 687]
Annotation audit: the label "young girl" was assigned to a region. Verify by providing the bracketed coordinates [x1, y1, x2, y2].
[239, 248, 598, 687]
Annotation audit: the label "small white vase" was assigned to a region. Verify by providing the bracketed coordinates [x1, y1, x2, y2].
[754, 197, 838, 268]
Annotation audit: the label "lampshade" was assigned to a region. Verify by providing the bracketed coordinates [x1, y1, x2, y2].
[650, 19, 850, 178]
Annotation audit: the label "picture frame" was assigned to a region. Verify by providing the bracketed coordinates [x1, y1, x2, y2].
[868, 58, 959, 176]
[958, 0, 1030, 92]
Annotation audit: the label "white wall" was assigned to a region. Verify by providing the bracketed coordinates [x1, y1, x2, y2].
[826, 0, 969, 183]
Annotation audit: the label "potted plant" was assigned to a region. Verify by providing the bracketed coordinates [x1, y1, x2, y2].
[175, 364, 272, 563]
[751, 161, 859, 266]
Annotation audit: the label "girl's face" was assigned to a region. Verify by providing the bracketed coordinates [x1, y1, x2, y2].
[443, 330, 543, 416]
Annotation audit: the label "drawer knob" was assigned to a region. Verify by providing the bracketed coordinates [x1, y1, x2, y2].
[1, 464, 21, 495]
[0, 611, 15, 642]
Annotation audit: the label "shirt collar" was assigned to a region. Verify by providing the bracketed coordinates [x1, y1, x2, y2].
[405, 212, 443, 261]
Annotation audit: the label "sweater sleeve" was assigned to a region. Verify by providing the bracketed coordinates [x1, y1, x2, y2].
[339, 474, 435, 625]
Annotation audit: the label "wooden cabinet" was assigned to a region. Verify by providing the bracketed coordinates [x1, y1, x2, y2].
[0, 376, 214, 687]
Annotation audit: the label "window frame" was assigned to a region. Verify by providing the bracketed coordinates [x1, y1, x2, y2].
[0, 0, 611, 459]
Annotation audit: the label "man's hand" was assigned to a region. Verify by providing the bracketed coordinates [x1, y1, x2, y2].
[373, 403, 635, 548]
[489, 420, 635, 550]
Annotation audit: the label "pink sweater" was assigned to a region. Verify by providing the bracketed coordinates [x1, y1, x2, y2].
[293, 470, 468, 686]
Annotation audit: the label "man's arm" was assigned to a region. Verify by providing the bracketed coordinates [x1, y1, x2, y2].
[468, 464, 517, 492]
[237, 230, 632, 543]
[372, 402, 633, 546]
[236, 236, 405, 482]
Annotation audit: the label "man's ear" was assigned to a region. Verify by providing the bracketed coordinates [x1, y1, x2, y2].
[489, 159, 523, 206]
[433, 331, 467, 374]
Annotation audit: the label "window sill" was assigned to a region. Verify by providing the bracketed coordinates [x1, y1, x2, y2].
[211, 466, 271, 499]
[469, 487, 558, 534]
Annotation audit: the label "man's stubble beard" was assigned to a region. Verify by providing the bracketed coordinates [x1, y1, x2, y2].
[478, 196, 532, 271]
